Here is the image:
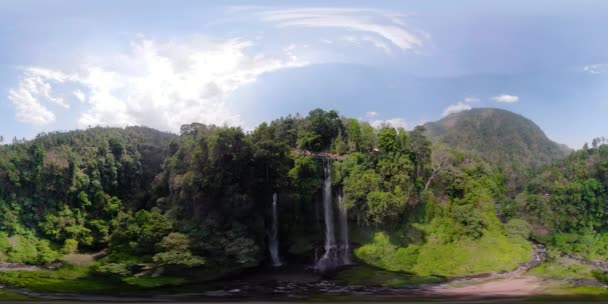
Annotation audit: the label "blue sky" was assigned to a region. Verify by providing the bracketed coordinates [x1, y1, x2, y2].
[1, 0, 607, 148]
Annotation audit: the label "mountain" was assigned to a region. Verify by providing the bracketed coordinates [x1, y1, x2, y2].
[424, 108, 571, 168]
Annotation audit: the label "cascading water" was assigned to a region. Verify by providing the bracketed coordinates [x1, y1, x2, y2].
[315, 159, 353, 271]
[315, 160, 338, 271]
[268, 192, 282, 267]
[337, 191, 351, 265]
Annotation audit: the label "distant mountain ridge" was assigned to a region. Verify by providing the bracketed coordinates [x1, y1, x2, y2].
[424, 108, 571, 168]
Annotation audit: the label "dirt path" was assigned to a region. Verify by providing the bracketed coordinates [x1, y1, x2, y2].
[432, 275, 542, 297]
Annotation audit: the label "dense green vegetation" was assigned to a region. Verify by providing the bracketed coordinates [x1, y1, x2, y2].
[0, 107, 607, 296]
[506, 138, 608, 260]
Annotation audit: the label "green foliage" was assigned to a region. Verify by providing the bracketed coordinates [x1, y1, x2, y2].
[62, 239, 79, 254]
[511, 140, 608, 258]
[152, 232, 205, 267]
[377, 127, 398, 153]
[411, 231, 531, 276]
[0, 126, 176, 253]
[1, 108, 592, 288]
[36, 240, 58, 264]
[288, 156, 321, 202]
[355, 230, 531, 277]
[547, 232, 608, 260]
[0, 265, 128, 293]
[366, 190, 407, 225]
[424, 108, 569, 171]
[529, 257, 594, 280]
[296, 130, 322, 151]
[109, 208, 172, 255]
[7, 235, 39, 264]
[355, 232, 419, 271]
[96, 263, 132, 277]
[592, 270, 608, 284]
[505, 219, 532, 239]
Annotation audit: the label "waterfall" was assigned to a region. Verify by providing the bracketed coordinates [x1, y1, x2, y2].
[315, 160, 340, 272]
[337, 191, 351, 265]
[268, 192, 282, 267]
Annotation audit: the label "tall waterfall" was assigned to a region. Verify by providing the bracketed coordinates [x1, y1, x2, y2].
[268, 192, 282, 267]
[315, 159, 351, 271]
[337, 191, 351, 264]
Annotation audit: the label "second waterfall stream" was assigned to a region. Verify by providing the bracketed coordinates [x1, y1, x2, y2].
[315, 159, 351, 271]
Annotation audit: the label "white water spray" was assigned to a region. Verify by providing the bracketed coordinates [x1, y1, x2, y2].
[269, 192, 282, 267]
[315, 159, 351, 271]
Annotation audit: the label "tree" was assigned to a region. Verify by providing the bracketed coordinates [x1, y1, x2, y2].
[424, 149, 451, 191]
[377, 127, 398, 153]
[153, 232, 205, 268]
[359, 122, 376, 152]
[346, 119, 362, 151]
[408, 126, 432, 181]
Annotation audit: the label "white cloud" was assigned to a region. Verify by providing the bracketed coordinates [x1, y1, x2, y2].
[8, 37, 308, 131]
[73, 90, 86, 102]
[440, 96, 480, 117]
[442, 101, 472, 117]
[583, 64, 608, 74]
[8, 85, 56, 126]
[7, 67, 76, 125]
[492, 94, 519, 103]
[371, 118, 409, 129]
[249, 7, 425, 52]
[365, 111, 378, 118]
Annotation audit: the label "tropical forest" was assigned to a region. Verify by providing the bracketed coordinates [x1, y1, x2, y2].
[0, 107, 606, 301]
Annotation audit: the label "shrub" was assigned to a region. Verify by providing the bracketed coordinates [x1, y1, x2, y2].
[7, 235, 38, 264]
[96, 263, 132, 277]
[36, 240, 58, 265]
[505, 219, 532, 239]
[62, 239, 79, 254]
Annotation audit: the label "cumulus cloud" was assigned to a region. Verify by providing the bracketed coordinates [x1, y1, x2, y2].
[8, 37, 308, 131]
[583, 64, 608, 74]
[492, 94, 519, 103]
[371, 118, 408, 129]
[440, 96, 480, 117]
[7, 67, 76, 125]
[442, 102, 472, 117]
[247, 7, 425, 52]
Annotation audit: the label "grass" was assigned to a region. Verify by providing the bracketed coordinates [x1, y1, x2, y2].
[122, 275, 185, 288]
[355, 230, 532, 277]
[529, 256, 595, 280]
[549, 285, 608, 296]
[335, 265, 444, 287]
[0, 289, 36, 301]
[0, 265, 129, 293]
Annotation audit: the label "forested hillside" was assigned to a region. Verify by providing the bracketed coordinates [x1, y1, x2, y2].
[506, 138, 608, 260]
[425, 108, 570, 193]
[0, 126, 176, 264]
[425, 108, 569, 166]
[0, 108, 603, 292]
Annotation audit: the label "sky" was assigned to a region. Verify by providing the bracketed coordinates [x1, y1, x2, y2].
[1, 0, 607, 148]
